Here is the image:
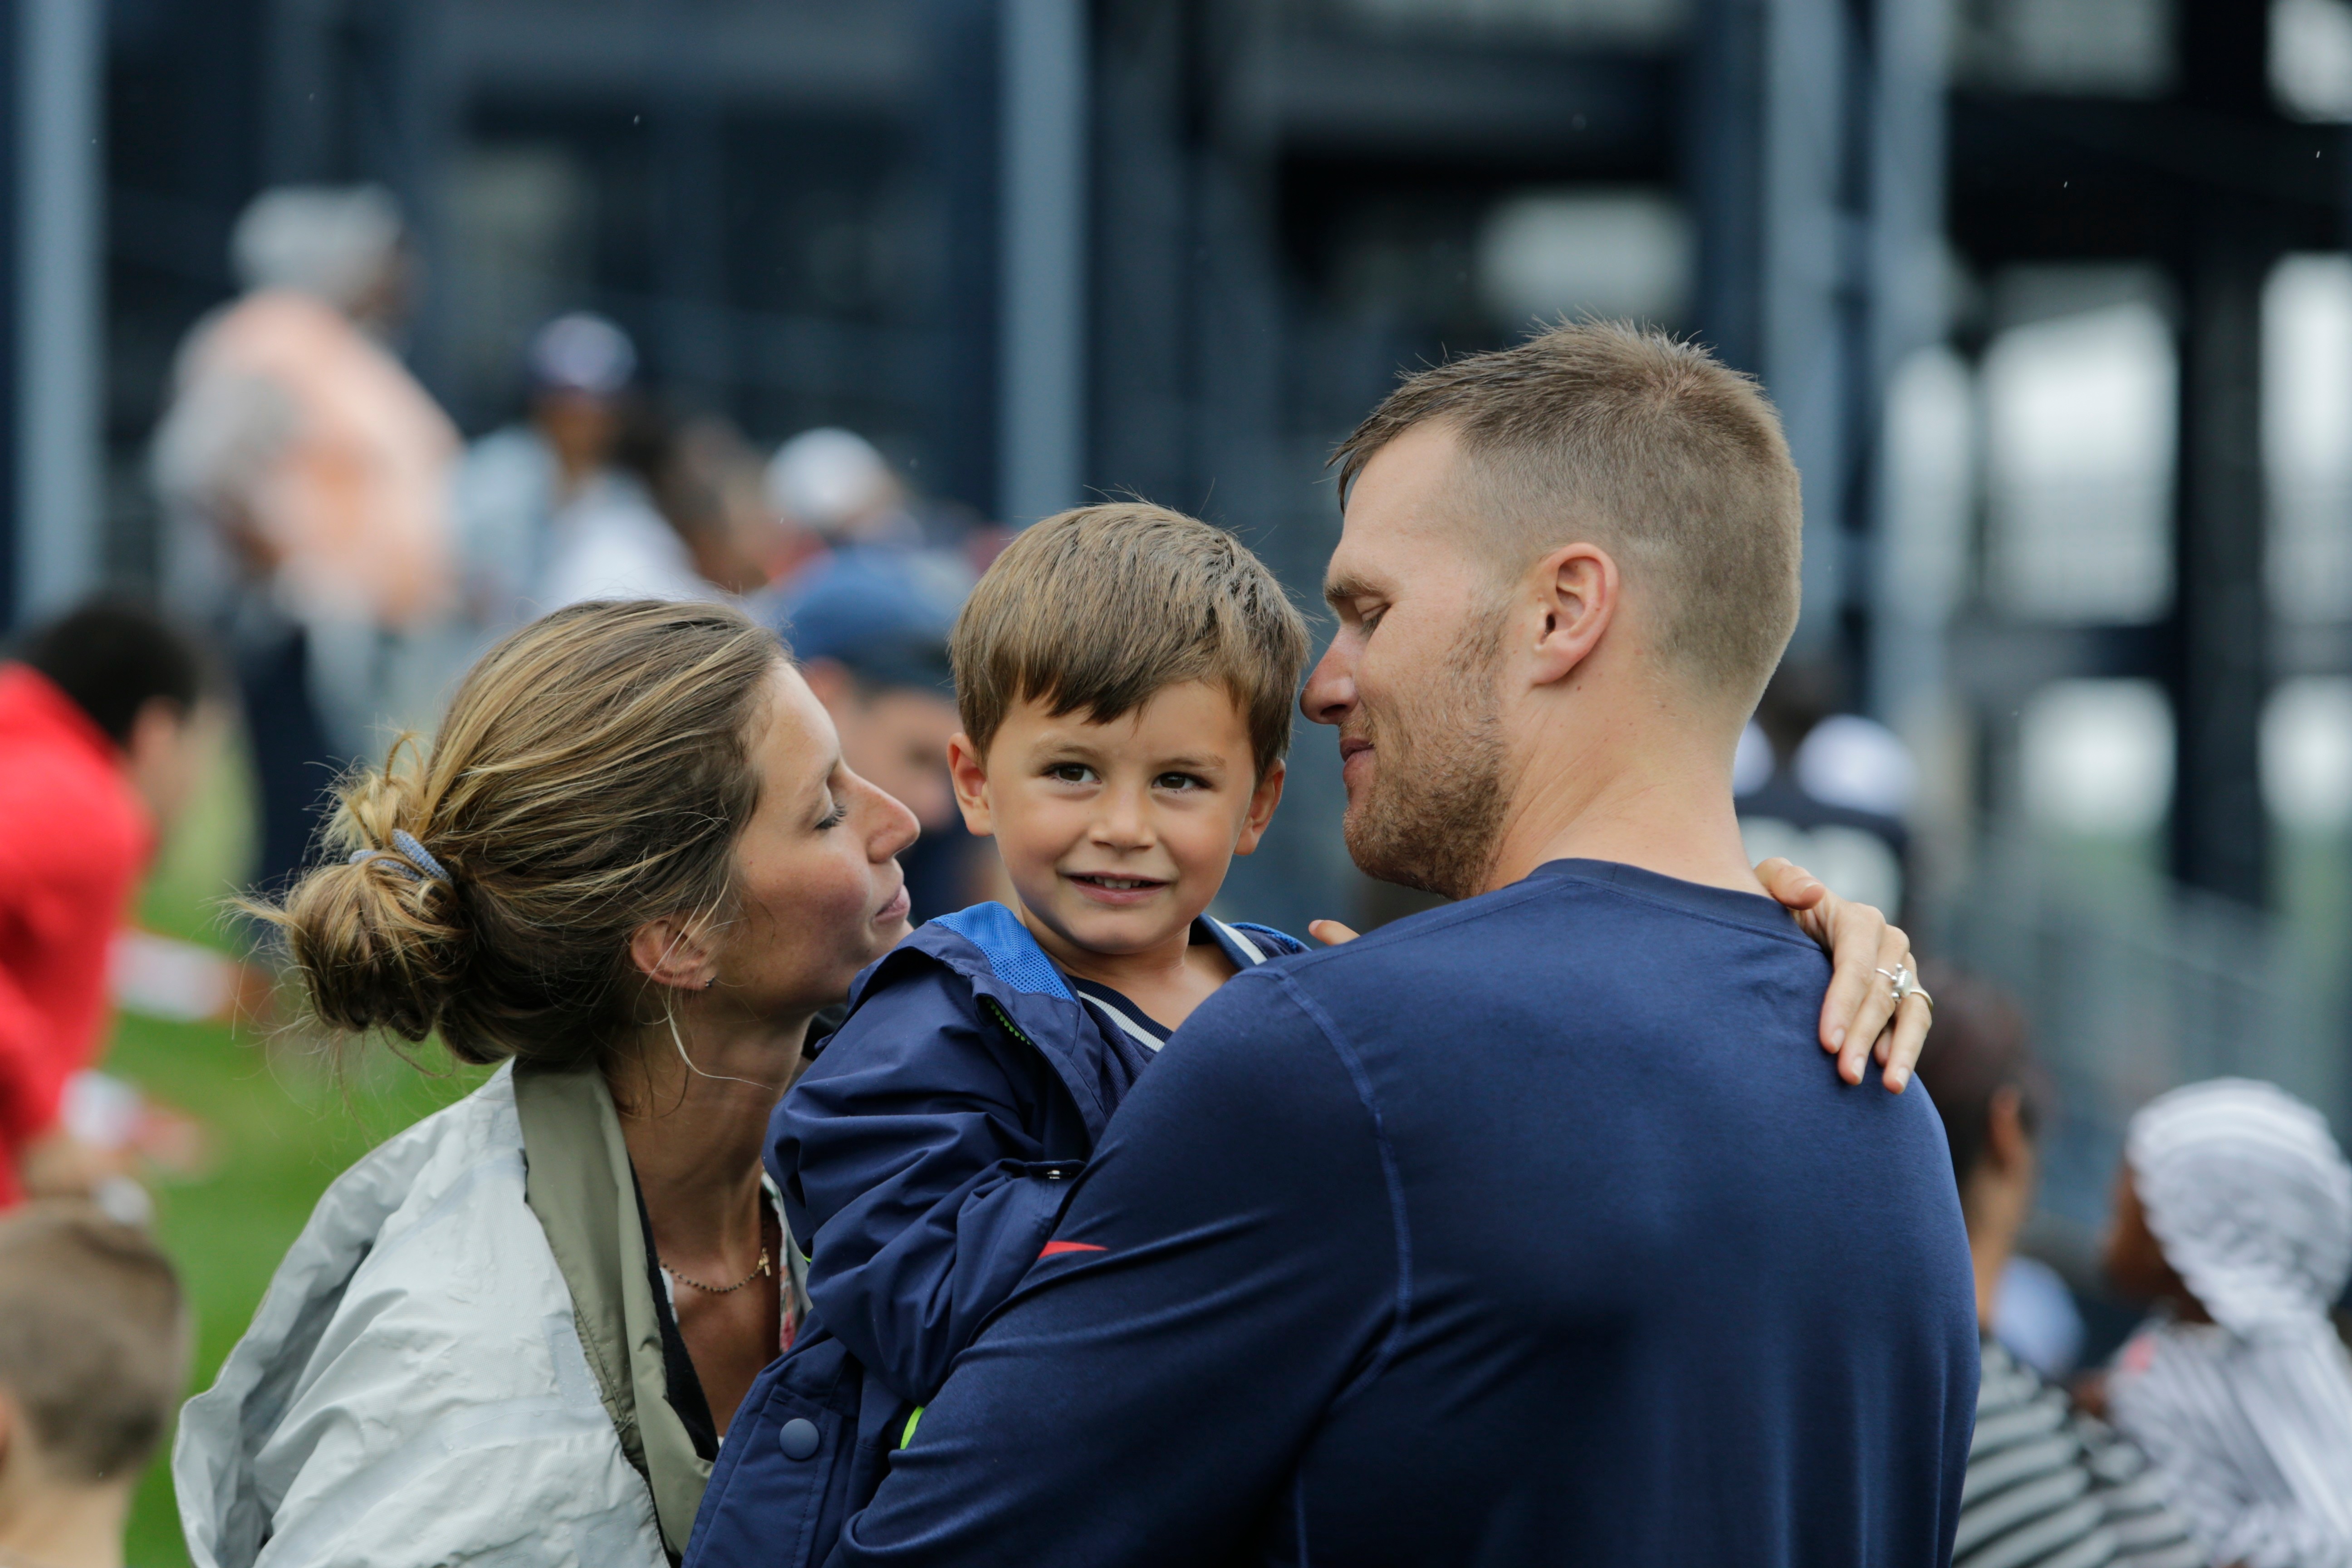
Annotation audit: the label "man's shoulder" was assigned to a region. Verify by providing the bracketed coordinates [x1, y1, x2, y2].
[1271, 863, 1819, 995]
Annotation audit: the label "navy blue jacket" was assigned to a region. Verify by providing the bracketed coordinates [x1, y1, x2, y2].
[827, 862, 1980, 1567]
[685, 901, 1303, 1568]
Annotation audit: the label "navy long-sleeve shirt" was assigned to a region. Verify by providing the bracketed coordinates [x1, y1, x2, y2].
[832, 860, 1979, 1568]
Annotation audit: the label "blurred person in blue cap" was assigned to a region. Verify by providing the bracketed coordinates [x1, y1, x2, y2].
[770, 555, 990, 922]
[152, 185, 458, 895]
[454, 312, 712, 633]
[764, 428, 982, 610]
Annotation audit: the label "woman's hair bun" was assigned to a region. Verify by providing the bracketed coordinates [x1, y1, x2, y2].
[241, 600, 781, 1072]
[255, 757, 466, 1044]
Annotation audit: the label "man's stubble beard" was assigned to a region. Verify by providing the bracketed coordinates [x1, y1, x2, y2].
[1341, 603, 1511, 902]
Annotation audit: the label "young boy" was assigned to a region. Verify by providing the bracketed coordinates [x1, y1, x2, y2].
[686, 502, 1903, 1567]
[0, 1204, 189, 1568]
[778, 503, 1313, 1413]
[2099, 1078, 2352, 1564]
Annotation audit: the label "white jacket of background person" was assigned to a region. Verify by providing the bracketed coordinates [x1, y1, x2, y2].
[454, 427, 711, 634]
[174, 1066, 668, 1568]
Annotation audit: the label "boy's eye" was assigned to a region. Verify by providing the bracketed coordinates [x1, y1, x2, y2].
[1154, 772, 1205, 792]
[1046, 763, 1096, 785]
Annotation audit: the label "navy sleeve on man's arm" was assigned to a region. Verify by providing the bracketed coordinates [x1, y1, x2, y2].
[829, 972, 1401, 1568]
[777, 969, 1080, 1405]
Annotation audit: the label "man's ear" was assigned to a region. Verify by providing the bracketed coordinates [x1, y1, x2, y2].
[627, 912, 721, 992]
[1528, 542, 1619, 688]
[1232, 759, 1286, 857]
[946, 733, 995, 838]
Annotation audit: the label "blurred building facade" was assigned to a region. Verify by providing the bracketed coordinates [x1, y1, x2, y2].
[5, 0, 2352, 1243]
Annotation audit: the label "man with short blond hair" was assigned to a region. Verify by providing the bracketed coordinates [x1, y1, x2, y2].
[831, 322, 1972, 1568]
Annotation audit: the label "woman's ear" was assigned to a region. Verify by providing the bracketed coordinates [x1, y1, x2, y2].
[627, 913, 720, 991]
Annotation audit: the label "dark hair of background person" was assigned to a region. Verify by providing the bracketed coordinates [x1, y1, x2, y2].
[246, 599, 784, 1075]
[0, 1203, 188, 1481]
[11, 597, 206, 748]
[950, 501, 1310, 779]
[1910, 964, 2050, 1187]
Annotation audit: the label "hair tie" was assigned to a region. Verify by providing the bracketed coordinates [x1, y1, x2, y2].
[348, 829, 452, 887]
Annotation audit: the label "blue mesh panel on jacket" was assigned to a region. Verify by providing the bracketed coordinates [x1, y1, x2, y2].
[931, 902, 1074, 1001]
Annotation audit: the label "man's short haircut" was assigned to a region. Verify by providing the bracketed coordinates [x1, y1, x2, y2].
[0, 1205, 188, 1482]
[15, 597, 207, 747]
[1334, 320, 1804, 709]
[951, 503, 1310, 778]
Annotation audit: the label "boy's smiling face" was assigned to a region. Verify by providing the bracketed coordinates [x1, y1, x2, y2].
[948, 680, 1285, 963]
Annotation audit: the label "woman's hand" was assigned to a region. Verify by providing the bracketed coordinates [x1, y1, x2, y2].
[1754, 858, 1929, 1093]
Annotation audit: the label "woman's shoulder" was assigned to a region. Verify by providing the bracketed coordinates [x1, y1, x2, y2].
[176, 1064, 662, 1568]
[314, 1066, 528, 1241]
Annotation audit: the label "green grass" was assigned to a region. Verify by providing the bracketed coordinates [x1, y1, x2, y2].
[103, 735, 490, 1564]
[115, 1018, 488, 1565]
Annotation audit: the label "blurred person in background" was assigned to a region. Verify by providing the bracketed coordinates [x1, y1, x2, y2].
[765, 427, 979, 612]
[1913, 969, 2198, 1568]
[454, 312, 711, 622]
[1735, 661, 1914, 921]
[652, 416, 797, 598]
[152, 185, 458, 896]
[2097, 1079, 2352, 1566]
[177, 601, 919, 1568]
[0, 601, 214, 1211]
[772, 551, 993, 921]
[0, 1204, 189, 1568]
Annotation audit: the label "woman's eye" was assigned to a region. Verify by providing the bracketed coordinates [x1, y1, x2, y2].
[816, 796, 848, 829]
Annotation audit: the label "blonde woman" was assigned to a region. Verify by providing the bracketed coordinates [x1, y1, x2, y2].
[173, 599, 1911, 1568]
[176, 601, 915, 1568]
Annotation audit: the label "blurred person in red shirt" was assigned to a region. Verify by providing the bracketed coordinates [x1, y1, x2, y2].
[0, 601, 213, 1206]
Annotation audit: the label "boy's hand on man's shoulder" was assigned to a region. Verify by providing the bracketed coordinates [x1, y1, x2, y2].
[1307, 920, 1359, 946]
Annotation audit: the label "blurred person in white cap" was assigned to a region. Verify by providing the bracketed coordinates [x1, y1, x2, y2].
[765, 426, 905, 545]
[152, 184, 459, 894]
[453, 312, 711, 628]
[2099, 1078, 2352, 1566]
[764, 427, 979, 611]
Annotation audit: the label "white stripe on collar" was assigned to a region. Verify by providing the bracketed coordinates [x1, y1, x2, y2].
[1081, 994, 1167, 1054]
[1211, 918, 1266, 965]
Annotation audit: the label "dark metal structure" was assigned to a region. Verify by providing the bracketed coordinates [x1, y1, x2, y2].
[1948, 0, 2344, 909]
[45, 0, 2344, 923]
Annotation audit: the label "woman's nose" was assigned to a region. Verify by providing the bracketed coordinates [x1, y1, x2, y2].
[861, 773, 921, 860]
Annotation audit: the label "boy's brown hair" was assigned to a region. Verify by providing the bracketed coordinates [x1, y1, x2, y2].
[1334, 320, 1803, 710]
[951, 503, 1310, 778]
[0, 1204, 189, 1481]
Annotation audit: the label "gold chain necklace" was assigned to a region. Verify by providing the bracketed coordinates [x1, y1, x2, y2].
[666, 1245, 771, 1294]
[663, 1200, 778, 1295]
